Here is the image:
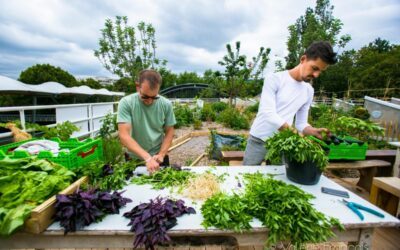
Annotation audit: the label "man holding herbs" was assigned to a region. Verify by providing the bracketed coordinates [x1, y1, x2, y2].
[243, 41, 336, 165]
[118, 69, 176, 173]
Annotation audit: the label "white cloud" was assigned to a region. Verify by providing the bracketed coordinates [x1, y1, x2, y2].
[0, 0, 398, 78]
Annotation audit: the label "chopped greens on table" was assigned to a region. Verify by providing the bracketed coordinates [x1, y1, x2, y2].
[0, 157, 75, 236]
[131, 166, 195, 190]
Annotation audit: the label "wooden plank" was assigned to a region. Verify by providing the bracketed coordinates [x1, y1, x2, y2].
[24, 176, 88, 234]
[172, 133, 192, 146]
[169, 138, 192, 151]
[221, 151, 244, 161]
[190, 131, 210, 137]
[205, 246, 222, 250]
[190, 153, 205, 167]
[373, 177, 400, 197]
[327, 160, 391, 170]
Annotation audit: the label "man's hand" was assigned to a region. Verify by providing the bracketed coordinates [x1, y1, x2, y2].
[153, 154, 165, 164]
[145, 157, 160, 174]
[303, 126, 330, 139]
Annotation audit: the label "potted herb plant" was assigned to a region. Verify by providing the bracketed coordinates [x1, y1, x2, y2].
[265, 129, 329, 185]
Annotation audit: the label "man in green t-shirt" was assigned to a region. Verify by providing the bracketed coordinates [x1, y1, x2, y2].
[117, 69, 176, 173]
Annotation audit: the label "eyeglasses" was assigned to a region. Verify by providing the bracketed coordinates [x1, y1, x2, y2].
[141, 94, 160, 100]
[139, 90, 160, 100]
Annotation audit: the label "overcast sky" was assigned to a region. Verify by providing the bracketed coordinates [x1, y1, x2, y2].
[0, 0, 399, 79]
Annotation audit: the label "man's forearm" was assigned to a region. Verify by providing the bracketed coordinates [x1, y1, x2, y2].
[158, 127, 174, 157]
[119, 133, 151, 160]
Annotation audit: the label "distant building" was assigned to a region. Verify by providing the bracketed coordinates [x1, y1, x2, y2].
[75, 76, 117, 86]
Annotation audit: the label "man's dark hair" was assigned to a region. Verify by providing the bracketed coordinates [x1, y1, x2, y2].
[304, 41, 337, 65]
[138, 69, 162, 89]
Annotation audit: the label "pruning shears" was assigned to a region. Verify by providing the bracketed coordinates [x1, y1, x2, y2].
[340, 199, 385, 221]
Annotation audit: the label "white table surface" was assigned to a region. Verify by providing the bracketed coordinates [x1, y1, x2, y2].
[48, 165, 400, 232]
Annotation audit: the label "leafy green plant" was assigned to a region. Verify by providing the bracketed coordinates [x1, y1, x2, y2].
[211, 102, 229, 113]
[193, 119, 202, 130]
[216, 107, 249, 130]
[99, 112, 117, 139]
[333, 116, 384, 141]
[265, 129, 329, 171]
[201, 192, 252, 232]
[32, 121, 80, 141]
[0, 158, 75, 235]
[200, 103, 216, 122]
[131, 167, 195, 190]
[242, 173, 343, 247]
[244, 102, 259, 114]
[75, 160, 139, 191]
[0, 121, 79, 141]
[102, 137, 124, 165]
[173, 104, 194, 128]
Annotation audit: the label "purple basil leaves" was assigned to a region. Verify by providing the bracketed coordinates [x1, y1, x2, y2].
[55, 188, 132, 234]
[123, 196, 195, 250]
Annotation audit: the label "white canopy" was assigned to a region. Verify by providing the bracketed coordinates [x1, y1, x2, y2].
[0, 75, 125, 96]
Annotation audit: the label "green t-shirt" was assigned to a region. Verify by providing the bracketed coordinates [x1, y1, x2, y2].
[117, 93, 176, 158]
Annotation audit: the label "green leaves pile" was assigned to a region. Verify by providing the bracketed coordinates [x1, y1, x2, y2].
[265, 129, 329, 171]
[75, 160, 139, 191]
[0, 158, 75, 235]
[201, 193, 252, 232]
[243, 173, 343, 247]
[131, 167, 195, 190]
[201, 173, 343, 247]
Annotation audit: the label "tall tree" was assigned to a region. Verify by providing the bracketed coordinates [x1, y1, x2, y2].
[19, 64, 77, 87]
[285, 0, 351, 69]
[94, 16, 166, 84]
[350, 41, 399, 98]
[176, 71, 204, 85]
[158, 67, 178, 90]
[77, 78, 103, 89]
[217, 41, 270, 106]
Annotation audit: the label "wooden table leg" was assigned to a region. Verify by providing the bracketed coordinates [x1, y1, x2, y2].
[358, 167, 377, 192]
[358, 228, 373, 249]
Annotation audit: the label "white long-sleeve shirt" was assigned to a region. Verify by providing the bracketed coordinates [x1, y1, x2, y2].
[250, 70, 313, 141]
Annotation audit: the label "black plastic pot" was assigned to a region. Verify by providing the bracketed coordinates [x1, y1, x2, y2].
[284, 156, 322, 185]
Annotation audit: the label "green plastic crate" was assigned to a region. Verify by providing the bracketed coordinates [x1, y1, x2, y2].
[311, 136, 368, 160]
[0, 137, 103, 169]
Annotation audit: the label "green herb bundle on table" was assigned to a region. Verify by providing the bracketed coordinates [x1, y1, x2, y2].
[200, 173, 343, 248]
[0, 158, 75, 236]
[131, 167, 195, 190]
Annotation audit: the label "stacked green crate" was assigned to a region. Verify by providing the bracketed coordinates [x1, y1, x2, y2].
[311, 136, 368, 160]
[0, 137, 103, 169]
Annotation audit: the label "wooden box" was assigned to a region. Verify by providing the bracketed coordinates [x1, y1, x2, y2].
[23, 176, 88, 234]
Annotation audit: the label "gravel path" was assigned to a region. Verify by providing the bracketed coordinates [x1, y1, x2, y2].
[169, 136, 210, 166]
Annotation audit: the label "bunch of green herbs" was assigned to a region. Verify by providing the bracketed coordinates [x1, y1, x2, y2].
[131, 167, 195, 190]
[242, 173, 343, 247]
[201, 192, 252, 232]
[265, 129, 329, 171]
[76, 160, 139, 191]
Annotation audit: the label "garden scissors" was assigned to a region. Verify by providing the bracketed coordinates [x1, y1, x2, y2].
[340, 199, 385, 221]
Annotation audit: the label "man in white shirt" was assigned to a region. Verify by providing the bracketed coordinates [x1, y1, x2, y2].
[243, 41, 337, 165]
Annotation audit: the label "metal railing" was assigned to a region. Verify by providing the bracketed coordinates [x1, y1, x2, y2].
[0, 102, 118, 140]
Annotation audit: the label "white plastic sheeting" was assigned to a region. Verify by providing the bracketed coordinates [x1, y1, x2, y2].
[0, 75, 125, 96]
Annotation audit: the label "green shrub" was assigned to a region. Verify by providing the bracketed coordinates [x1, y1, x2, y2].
[174, 104, 194, 128]
[193, 119, 202, 130]
[217, 107, 249, 130]
[244, 102, 259, 114]
[200, 104, 217, 122]
[211, 102, 229, 113]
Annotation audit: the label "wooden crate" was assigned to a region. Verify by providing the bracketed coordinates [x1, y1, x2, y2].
[23, 176, 88, 234]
